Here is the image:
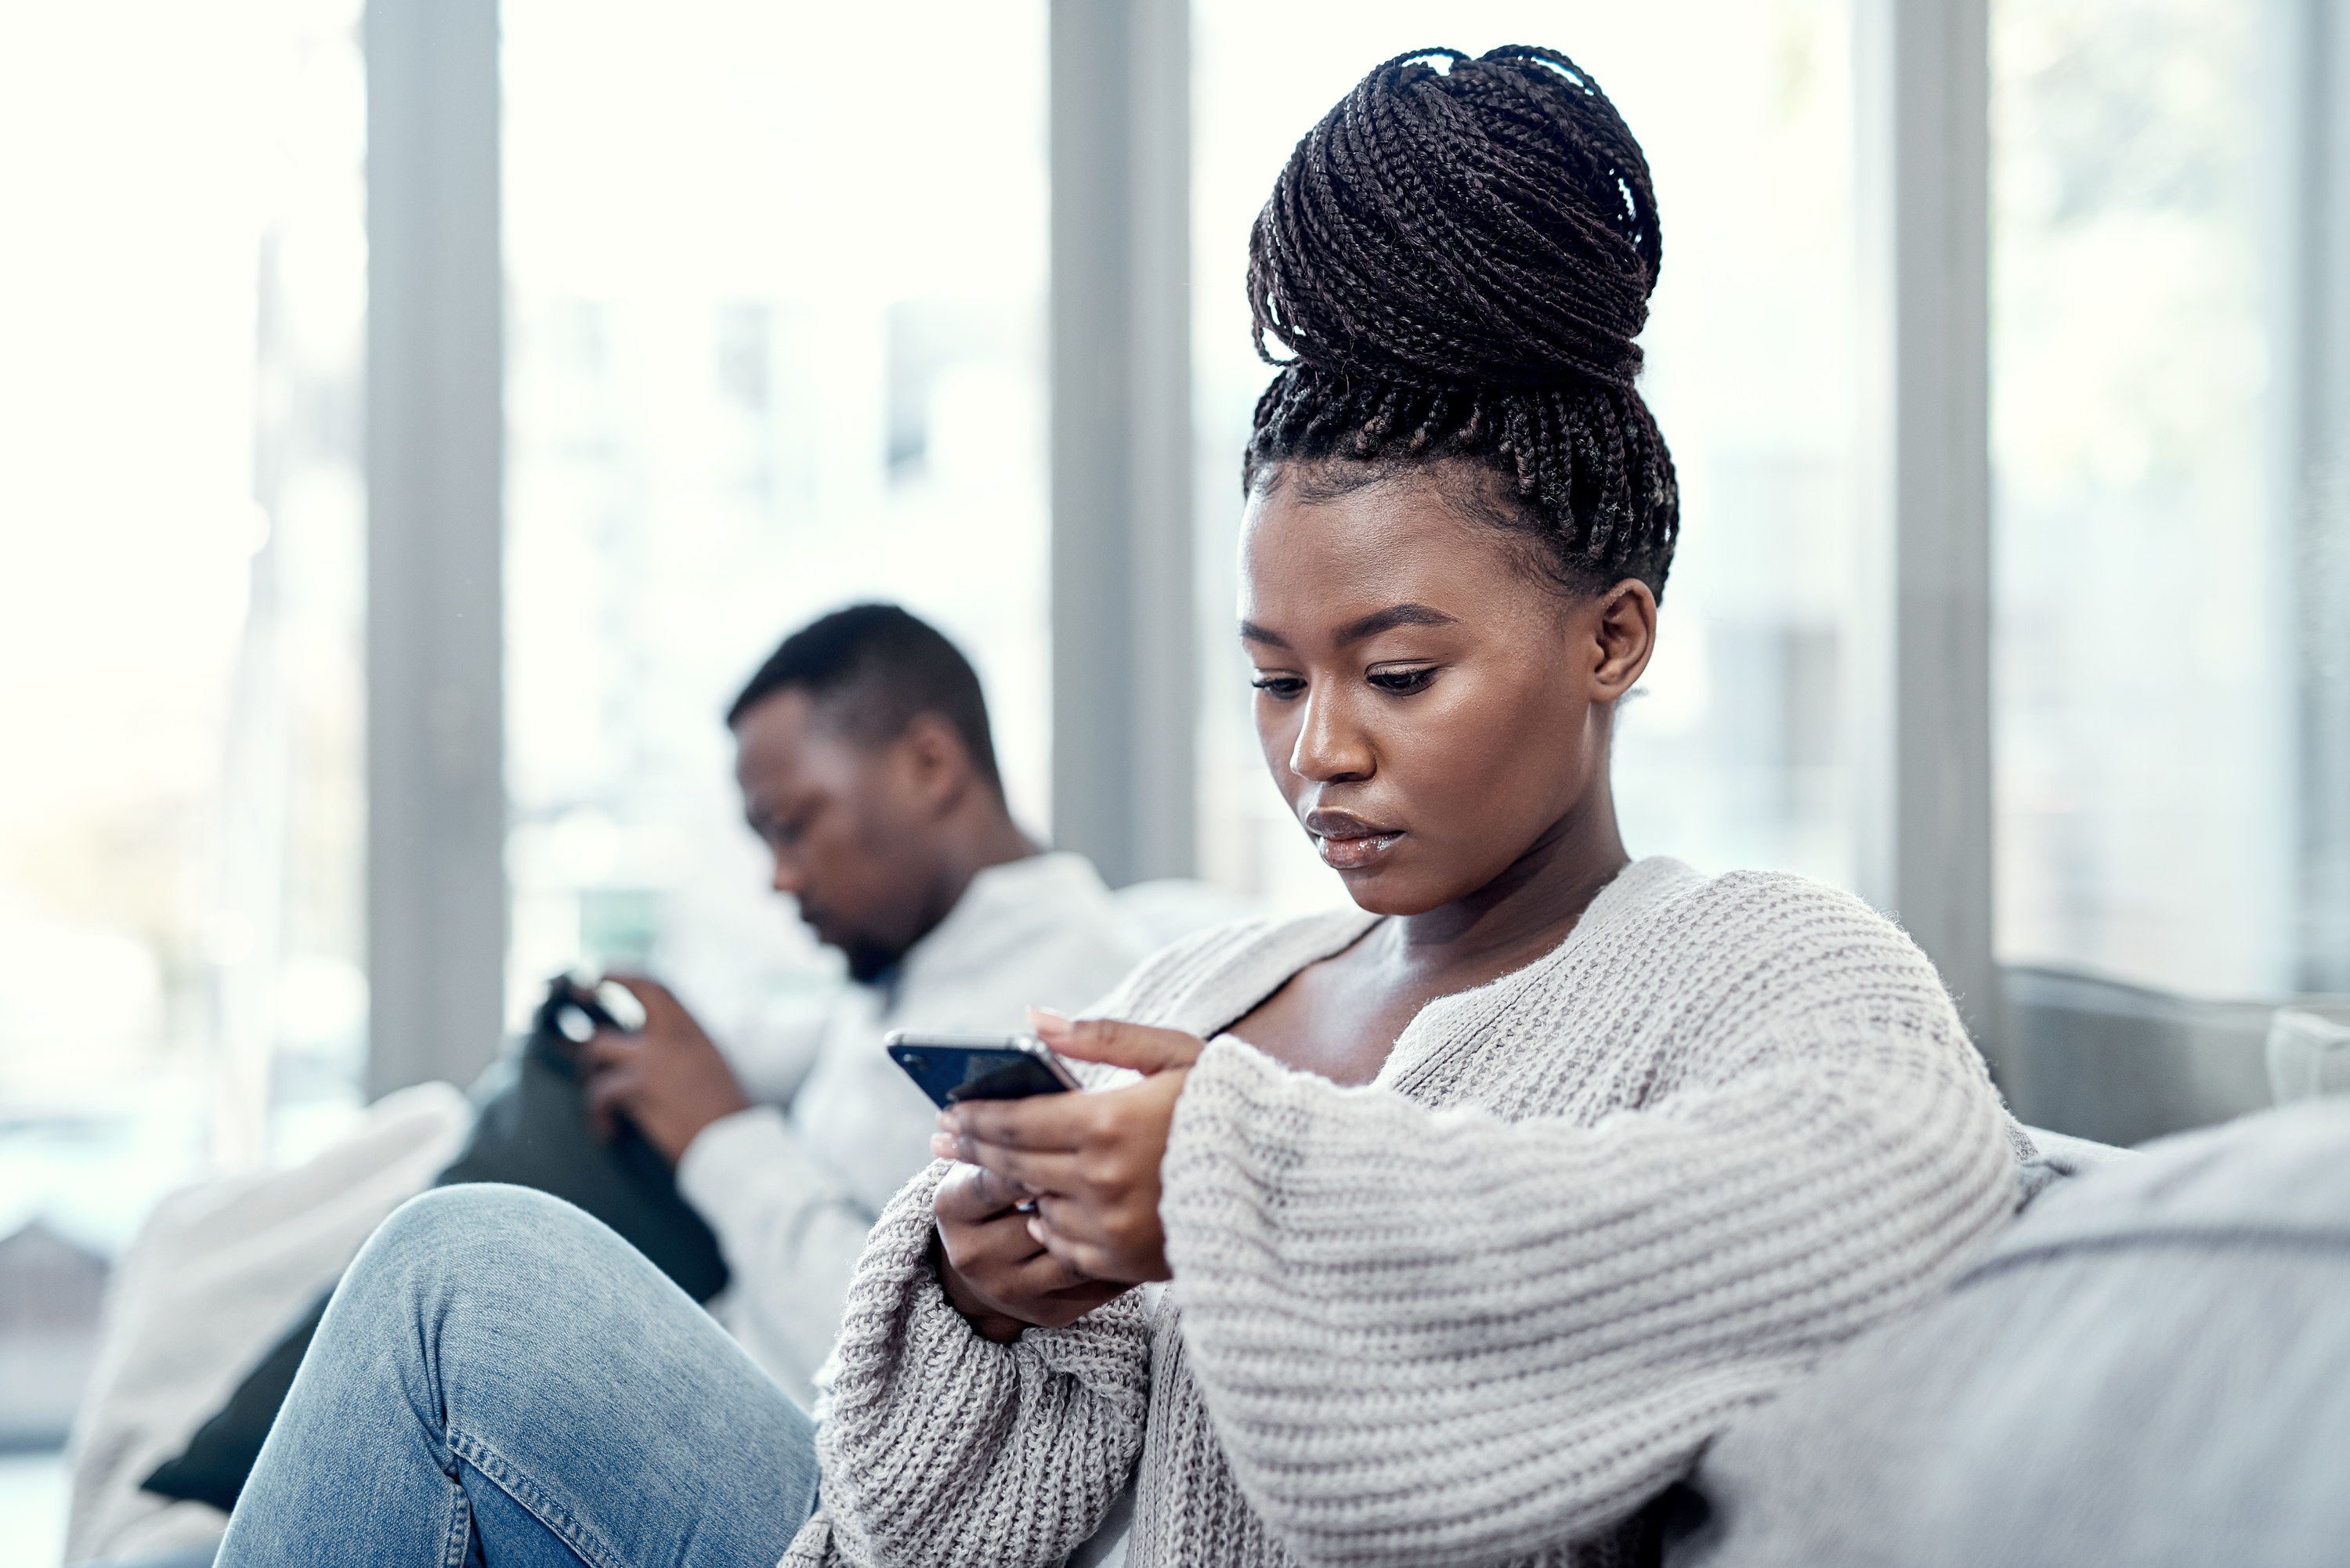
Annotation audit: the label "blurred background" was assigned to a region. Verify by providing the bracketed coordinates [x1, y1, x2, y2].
[4, 0, 2347, 1558]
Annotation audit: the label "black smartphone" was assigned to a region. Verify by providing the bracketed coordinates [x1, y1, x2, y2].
[885, 1031, 1083, 1109]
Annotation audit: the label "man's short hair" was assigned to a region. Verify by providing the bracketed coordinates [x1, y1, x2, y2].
[727, 604, 1003, 793]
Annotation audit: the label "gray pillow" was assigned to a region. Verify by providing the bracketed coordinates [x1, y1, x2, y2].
[1670, 1100, 2350, 1568]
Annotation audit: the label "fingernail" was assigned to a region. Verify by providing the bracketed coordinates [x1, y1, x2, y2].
[1026, 1216, 1047, 1244]
[1028, 1006, 1068, 1034]
[930, 1133, 956, 1158]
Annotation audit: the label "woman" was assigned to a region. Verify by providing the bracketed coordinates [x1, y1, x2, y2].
[217, 46, 2020, 1568]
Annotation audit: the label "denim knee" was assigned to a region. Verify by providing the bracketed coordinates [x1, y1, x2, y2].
[376, 1180, 580, 1246]
[355, 1182, 610, 1295]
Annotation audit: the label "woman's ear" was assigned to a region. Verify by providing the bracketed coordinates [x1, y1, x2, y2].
[1589, 579, 1658, 701]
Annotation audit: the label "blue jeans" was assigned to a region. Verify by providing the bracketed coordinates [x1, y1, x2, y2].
[214, 1184, 821, 1567]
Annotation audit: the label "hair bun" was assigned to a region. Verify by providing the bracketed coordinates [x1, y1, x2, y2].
[1249, 46, 1661, 394]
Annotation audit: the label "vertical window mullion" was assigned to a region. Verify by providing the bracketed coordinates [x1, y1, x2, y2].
[1853, 0, 2000, 1064]
[1049, 0, 1196, 887]
[363, 0, 508, 1097]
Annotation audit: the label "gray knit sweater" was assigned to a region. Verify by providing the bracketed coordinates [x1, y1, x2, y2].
[781, 858, 2023, 1568]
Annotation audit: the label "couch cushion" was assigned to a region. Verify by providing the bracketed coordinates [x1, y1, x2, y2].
[1669, 1100, 2350, 1568]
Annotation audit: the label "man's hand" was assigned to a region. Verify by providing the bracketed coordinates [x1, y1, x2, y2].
[932, 1162, 1129, 1342]
[580, 977, 752, 1165]
[931, 1013, 1203, 1284]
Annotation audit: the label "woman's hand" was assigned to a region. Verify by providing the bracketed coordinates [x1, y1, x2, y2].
[932, 1012, 1205, 1284]
[931, 1162, 1128, 1342]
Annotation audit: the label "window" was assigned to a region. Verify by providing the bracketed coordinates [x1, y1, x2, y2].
[501, 1, 1053, 1049]
[0, 0, 367, 1244]
[1991, 0, 2292, 998]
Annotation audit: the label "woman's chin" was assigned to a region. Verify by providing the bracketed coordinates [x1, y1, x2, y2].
[1314, 833, 1476, 916]
[1333, 862, 1449, 918]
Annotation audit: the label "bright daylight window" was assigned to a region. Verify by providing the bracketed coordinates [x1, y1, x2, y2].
[1192, 0, 1860, 913]
[501, 1, 1050, 1070]
[1991, 0, 2287, 998]
[0, 0, 366, 1543]
[0, 0, 367, 1286]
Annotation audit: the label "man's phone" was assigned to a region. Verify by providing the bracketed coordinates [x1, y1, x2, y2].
[548, 976, 648, 1046]
[885, 1031, 1082, 1109]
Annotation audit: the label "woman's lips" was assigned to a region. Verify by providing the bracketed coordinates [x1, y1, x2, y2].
[1303, 809, 1405, 872]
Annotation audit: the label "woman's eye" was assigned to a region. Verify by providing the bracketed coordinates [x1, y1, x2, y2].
[1249, 674, 1307, 700]
[1367, 667, 1437, 695]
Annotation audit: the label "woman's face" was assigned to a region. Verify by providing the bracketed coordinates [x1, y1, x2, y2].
[1239, 463, 1655, 916]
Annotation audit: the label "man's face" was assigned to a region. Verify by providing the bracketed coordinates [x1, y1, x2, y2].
[732, 689, 933, 983]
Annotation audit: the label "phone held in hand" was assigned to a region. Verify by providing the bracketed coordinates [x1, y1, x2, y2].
[548, 975, 648, 1046]
[885, 1031, 1082, 1110]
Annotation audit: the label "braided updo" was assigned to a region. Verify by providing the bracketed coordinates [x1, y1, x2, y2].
[1244, 46, 1679, 600]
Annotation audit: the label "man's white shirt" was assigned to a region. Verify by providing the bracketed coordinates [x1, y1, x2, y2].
[674, 851, 1147, 1402]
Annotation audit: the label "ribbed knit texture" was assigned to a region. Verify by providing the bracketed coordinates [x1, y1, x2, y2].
[781, 858, 2024, 1568]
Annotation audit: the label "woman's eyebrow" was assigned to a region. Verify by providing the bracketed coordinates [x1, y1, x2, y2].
[1332, 602, 1460, 645]
[1241, 603, 1459, 650]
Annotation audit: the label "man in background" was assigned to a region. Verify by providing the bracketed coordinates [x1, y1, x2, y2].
[577, 602, 1146, 1400]
[121, 605, 1152, 1537]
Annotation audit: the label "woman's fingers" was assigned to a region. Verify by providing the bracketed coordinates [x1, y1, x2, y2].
[942, 1088, 1101, 1151]
[1025, 1195, 1133, 1281]
[962, 1162, 1036, 1213]
[1014, 1238, 1098, 1293]
[1026, 1218, 1095, 1276]
[931, 1057, 1189, 1288]
[935, 1162, 1127, 1336]
[1023, 1170, 1159, 1264]
[938, 1090, 1123, 1190]
[1029, 1010, 1205, 1074]
[937, 1134, 1083, 1194]
[932, 1161, 1034, 1223]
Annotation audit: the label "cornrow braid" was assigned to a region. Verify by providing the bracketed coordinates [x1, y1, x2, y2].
[1242, 45, 1680, 600]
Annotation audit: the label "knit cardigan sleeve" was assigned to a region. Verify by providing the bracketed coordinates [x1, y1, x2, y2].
[778, 1156, 1152, 1568]
[776, 935, 1232, 1568]
[1157, 940, 2017, 1566]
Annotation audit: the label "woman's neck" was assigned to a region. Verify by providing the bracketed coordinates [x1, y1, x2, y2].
[1389, 787, 1630, 985]
[1226, 784, 1631, 1087]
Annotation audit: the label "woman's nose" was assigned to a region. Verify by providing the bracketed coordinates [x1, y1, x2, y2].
[1288, 687, 1374, 783]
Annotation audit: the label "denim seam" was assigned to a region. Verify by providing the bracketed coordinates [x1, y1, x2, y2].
[1958, 1224, 2350, 1289]
[449, 1425, 629, 1568]
[441, 1469, 474, 1568]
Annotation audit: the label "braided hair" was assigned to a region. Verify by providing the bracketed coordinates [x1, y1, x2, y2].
[1244, 46, 1679, 600]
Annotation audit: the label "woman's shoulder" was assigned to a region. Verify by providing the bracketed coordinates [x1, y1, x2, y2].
[1600, 856, 1911, 942]
[1584, 857, 1943, 996]
[1532, 859, 1983, 1100]
[1083, 906, 1379, 1038]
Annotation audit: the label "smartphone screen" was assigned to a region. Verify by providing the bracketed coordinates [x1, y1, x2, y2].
[885, 1032, 1079, 1109]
